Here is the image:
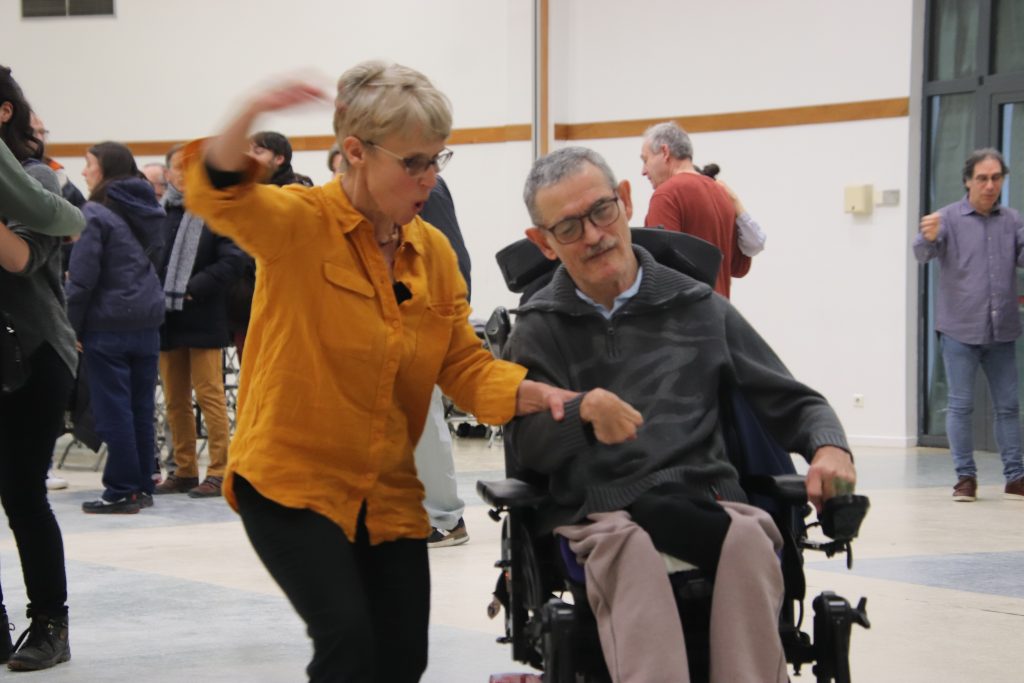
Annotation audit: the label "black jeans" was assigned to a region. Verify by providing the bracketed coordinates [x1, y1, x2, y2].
[234, 475, 430, 683]
[0, 343, 73, 617]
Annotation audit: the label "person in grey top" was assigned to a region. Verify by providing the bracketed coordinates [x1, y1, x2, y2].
[913, 147, 1024, 502]
[0, 64, 75, 672]
[0, 138, 83, 237]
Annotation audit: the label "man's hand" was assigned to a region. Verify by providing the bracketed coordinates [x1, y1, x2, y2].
[919, 212, 941, 242]
[580, 388, 644, 444]
[515, 379, 579, 421]
[806, 446, 856, 512]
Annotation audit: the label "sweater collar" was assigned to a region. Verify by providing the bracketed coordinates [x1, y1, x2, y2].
[520, 245, 711, 316]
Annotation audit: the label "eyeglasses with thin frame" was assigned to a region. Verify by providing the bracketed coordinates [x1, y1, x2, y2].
[362, 140, 453, 176]
[540, 194, 620, 245]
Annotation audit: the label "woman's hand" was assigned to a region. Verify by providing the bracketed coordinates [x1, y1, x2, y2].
[248, 82, 328, 116]
[206, 81, 329, 173]
[515, 379, 579, 421]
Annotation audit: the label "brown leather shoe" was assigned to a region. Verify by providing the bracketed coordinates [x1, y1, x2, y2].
[187, 477, 223, 499]
[953, 476, 977, 502]
[154, 474, 199, 495]
[1004, 477, 1024, 500]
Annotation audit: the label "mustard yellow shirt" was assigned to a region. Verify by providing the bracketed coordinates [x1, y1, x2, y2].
[182, 141, 526, 543]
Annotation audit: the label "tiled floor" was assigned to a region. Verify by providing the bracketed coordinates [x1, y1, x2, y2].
[0, 438, 1022, 681]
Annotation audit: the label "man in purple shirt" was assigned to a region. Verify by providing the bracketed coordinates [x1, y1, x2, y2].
[914, 148, 1024, 502]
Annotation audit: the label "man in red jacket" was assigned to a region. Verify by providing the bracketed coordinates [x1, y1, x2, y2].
[641, 122, 750, 298]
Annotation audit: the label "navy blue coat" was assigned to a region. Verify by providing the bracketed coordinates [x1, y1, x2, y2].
[158, 202, 246, 350]
[65, 178, 166, 337]
[419, 176, 472, 301]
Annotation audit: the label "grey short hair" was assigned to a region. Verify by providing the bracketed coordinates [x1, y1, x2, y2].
[643, 121, 693, 161]
[963, 147, 1009, 183]
[523, 147, 618, 227]
[333, 60, 452, 171]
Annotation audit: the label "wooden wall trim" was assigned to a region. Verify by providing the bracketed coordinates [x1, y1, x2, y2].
[45, 124, 534, 159]
[449, 124, 532, 145]
[556, 97, 910, 140]
[42, 98, 908, 158]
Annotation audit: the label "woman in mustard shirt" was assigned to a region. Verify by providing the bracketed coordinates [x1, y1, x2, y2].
[182, 60, 572, 683]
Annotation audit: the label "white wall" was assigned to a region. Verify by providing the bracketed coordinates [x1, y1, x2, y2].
[2, 0, 922, 445]
[550, 0, 919, 446]
[2, 0, 537, 307]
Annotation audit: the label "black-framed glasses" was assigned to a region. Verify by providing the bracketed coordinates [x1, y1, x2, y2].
[363, 140, 453, 176]
[540, 194, 620, 244]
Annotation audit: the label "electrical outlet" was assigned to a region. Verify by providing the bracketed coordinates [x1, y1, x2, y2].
[852, 394, 865, 408]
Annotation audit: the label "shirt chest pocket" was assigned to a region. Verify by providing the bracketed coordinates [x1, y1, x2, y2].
[319, 262, 380, 360]
[404, 302, 456, 383]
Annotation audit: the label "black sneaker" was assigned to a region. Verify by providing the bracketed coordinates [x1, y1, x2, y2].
[136, 492, 154, 509]
[427, 518, 469, 548]
[7, 614, 70, 671]
[82, 496, 140, 514]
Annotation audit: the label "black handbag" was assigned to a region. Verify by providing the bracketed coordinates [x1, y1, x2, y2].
[0, 310, 30, 394]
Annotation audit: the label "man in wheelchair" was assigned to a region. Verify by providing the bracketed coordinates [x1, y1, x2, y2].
[501, 147, 857, 682]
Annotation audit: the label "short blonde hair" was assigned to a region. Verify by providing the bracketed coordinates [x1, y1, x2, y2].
[333, 60, 452, 170]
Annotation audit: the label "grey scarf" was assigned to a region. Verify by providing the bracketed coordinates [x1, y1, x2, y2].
[161, 184, 204, 312]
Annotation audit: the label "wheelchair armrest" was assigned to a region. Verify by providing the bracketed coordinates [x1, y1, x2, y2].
[741, 473, 809, 506]
[744, 475, 870, 541]
[477, 478, 548, 509]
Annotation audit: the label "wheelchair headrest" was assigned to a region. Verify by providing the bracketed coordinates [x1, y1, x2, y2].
[494, 227, 723, 294]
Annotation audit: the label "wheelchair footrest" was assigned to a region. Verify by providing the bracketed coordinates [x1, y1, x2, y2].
[812, 592, 870, 683]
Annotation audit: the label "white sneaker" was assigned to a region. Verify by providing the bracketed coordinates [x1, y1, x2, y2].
[45, 475, 69, 491]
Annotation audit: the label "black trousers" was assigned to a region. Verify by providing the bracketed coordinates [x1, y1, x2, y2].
[0, 343, 73, 617]
[234, 475, 430, 683]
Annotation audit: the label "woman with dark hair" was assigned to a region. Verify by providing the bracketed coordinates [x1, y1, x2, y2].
[66, 142, 166, 516]
[0, 64, 77, 673]
[0, 67, 41, 162]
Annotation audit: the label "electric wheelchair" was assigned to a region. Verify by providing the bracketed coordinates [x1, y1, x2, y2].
[477, 228, 871, 683]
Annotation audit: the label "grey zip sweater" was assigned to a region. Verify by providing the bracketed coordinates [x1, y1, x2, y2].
[505, 245, 849, 530]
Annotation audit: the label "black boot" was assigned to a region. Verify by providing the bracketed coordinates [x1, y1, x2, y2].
[0, 607, 11, 663]
[7, 613, 70, 671]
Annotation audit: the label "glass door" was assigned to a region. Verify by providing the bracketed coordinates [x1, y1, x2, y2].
[919, 0, 1024, 448]
[997, 93, 1024, 452]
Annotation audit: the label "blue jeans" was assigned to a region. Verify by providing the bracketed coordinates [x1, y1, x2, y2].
[83, 329, 160, 501]
[940, 334, 1024, 482]
[413, 387, 464, 531]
